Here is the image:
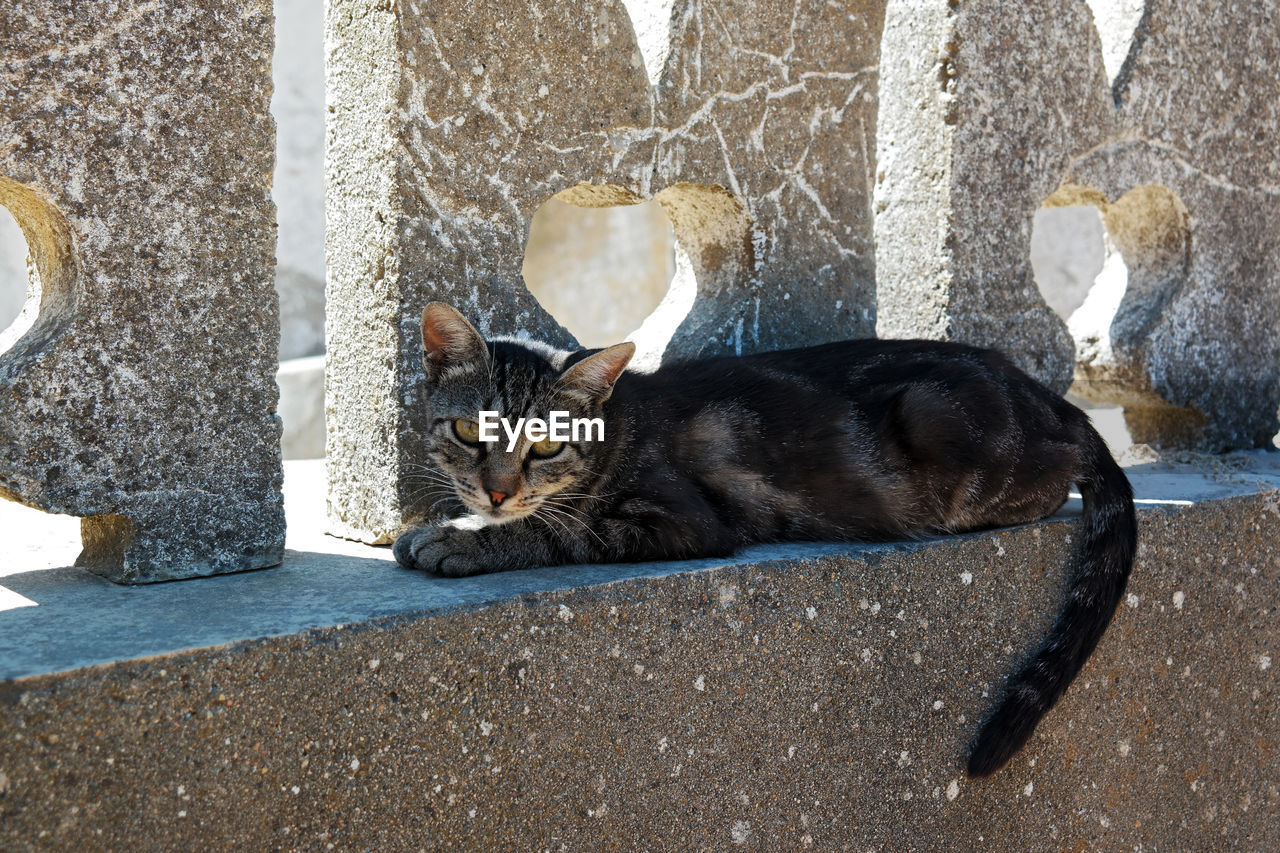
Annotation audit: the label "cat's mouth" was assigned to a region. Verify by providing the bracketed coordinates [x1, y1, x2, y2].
[461, 494, 541, 525]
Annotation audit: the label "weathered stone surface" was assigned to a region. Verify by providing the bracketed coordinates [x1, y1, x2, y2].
[876, 0, 1280, 448]
[1, 471, 1277, 849]
[0, 0, 284, 582]
[875, 0, 1110, 391]
[327, 0, 884, 542]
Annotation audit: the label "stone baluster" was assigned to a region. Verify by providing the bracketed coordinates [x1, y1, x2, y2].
[326, 0, 883, 543]
[0, 0, 285, 582]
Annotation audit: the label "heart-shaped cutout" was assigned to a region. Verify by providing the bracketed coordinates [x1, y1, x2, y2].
[0, 199, 33, 349]
[0, 175, 76, 361]
[1033, 182, 1191, 406]
[522, 192, 676, 350]
[521, 181, 755, 370]
[1030, 203, 1107, 322]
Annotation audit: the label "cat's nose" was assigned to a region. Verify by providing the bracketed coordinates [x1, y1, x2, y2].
[487, 489, 508, 507]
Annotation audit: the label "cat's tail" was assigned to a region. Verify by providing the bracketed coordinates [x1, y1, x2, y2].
[967, 428, 1136, 777]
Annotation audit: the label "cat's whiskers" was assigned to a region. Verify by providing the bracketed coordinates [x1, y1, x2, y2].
[547, 490, 614, 504]
[421, 495, 462, 516]
[401, 482, 449, 501]
[401, 483, 464, 508]
[530, 506, 575, 544]
[401, 467, 458, 484]
[400, 490, 463, 522]
[547, 492, 612, 515]
[534, 501, 600, 547]
[402, 477, 458, 493]
[538, 501, 608, 549]
[402, 474, 457, 494]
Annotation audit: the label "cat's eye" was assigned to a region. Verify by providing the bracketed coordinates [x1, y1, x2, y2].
[453, 418, 482, 445]
[529, 437, 563, 458]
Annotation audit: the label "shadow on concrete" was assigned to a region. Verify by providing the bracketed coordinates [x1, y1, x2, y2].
[3, 452, 1276, 681]
[0, 542, 911, 681]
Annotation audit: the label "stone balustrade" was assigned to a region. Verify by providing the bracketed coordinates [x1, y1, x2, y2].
[2, 456, 1278, 848]
[325, 0, 1279, 546]
[876, 0, 1280, 451]
[0, 1, 1276, 569]
[1, 2, 1278, 847]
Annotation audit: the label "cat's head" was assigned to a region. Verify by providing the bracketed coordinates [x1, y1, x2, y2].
[417, 302, 633, 525]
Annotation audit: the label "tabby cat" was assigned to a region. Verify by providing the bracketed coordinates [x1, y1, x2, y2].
[394, 303, 1137, 777]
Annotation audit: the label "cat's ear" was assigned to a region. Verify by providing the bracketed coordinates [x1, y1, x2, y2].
[420, 302, 488, 382]
[558, 342, 635, 404]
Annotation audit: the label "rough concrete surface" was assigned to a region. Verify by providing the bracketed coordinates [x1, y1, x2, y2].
[0, 473, 1274, 845]
[0, 461, 916, 680]
[325, 0, 884, 542]
[0, 458, 1277, 849]
[0, 0, 285, 582]
[875, 0, 1280, 449]
[0, 2, 328, 361]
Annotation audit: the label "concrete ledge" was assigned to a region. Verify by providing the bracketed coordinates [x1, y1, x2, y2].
[0, 456, 1277, 848]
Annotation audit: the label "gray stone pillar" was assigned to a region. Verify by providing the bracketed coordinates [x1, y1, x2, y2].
[326, 0, 884, 542]
[876, 0, 1280, 449]
[0, 0, 285, 583]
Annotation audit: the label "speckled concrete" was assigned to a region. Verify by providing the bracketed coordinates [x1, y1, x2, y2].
[875, 0, 1280, 449]
[324, 0, 884, 543]
[1, 457, 1276, 849]
[0, 0, 284, 582]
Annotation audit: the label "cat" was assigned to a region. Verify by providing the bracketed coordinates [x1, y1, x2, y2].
[394, 302, 1137, 777]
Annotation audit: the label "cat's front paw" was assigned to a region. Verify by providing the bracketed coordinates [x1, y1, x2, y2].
[393, 519, 490, 577]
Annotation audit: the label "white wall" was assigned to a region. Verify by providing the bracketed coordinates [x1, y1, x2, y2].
[1031, 205, 1106, 321]
[0, 203, 28, 330]
[271, 0, 327, 360]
